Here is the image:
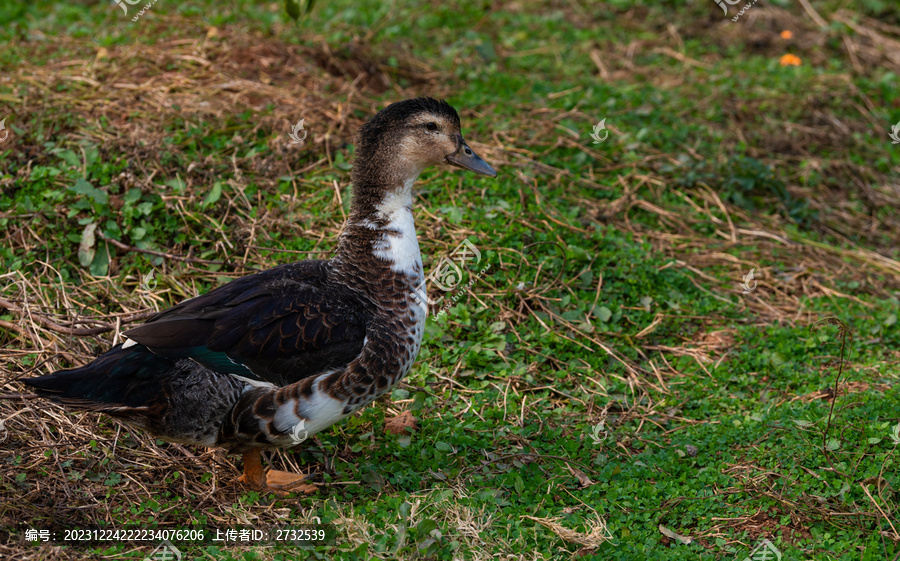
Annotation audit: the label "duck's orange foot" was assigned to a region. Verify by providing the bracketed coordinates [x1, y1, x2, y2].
[265, 469, 318, 494]
[237, 450, 317, 495]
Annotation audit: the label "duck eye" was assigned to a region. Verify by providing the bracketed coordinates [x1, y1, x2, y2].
[425, 122, 438, 131]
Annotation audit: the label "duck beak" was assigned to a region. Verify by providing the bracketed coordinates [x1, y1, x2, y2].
[446, 138, 497, 177]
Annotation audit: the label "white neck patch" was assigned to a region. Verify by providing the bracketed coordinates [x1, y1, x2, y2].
[366, 177, 424, 279]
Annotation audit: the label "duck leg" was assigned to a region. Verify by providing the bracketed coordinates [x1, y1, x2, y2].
[237, 449, 317, 494]
[237, 449, 266, 488]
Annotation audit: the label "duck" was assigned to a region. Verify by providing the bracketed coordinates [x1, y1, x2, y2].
[22, 97, 497, 492]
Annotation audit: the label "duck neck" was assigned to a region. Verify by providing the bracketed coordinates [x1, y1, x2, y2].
[346, 174, 417, 227]
[335, 170, 424, 284]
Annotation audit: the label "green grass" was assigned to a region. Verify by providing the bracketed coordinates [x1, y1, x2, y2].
[1, 0, 899, 560]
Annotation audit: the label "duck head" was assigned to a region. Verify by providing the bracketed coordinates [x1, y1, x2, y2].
[356, 97, 496, 179]
[349, 98, 496, 220]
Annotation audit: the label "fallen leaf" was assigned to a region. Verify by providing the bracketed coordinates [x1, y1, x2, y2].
[78, 223, 97, 268]
[659, 524, 692, 545]
[385, 410, 416, 435]
[566, 464, 594, 488]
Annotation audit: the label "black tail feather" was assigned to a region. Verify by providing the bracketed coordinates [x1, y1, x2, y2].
[21, 345, 175, 411]
[21, 344, 246, 446]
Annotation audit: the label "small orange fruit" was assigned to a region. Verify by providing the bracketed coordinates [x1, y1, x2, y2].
[779, 54, 801, 66]
[780, 30, 793, 39]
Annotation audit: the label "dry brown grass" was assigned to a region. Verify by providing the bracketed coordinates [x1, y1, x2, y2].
[1, 3, 898, 559]
[0, 21, 460, 558]
[0, 17, 616, 559]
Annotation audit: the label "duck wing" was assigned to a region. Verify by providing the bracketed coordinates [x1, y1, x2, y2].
[124, 260, 367, 387]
